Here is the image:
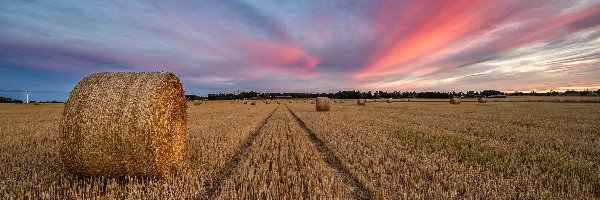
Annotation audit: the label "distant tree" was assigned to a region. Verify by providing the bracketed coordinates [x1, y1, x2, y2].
[481, 90, 502, 96]
[0, 96, 23, 103]
[548, 90, 560, 96]
[185, 94, 203, 100]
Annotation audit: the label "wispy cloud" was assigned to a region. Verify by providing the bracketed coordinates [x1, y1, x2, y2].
[0, 0, 599, 98]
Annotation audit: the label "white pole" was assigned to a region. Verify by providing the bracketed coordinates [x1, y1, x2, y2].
[26, 93, 29, 103]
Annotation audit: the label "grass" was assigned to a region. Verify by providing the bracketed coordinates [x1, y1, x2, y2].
[395, 128, 599, 196]
[395, 129, 507, 165]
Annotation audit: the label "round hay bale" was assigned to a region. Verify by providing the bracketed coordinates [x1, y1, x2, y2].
[34, 102, 40, 105]
[243, 101, 248, 104]
[193, 100, 202, 105]
[276, 101, 281, 104]
[250, 101, 256, 105]
[357, 99, 366, 105]
[60, 72, 187, 178]
[478, 98, 487, 103]
[387, 99, 392, 103]
[450, 98, 461, 104]
[310, 100, 315, 104]
[316, 97, 330, 111]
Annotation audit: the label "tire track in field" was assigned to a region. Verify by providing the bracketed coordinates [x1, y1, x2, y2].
[201, 105, 279, 200]
[284, 104, 374, 200]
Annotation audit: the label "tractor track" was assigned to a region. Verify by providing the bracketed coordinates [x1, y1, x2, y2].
[201, 104, 279, 200]
[284, 104, 374, 200]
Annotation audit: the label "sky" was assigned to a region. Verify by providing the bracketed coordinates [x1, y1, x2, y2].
[1, 0, 600, 101]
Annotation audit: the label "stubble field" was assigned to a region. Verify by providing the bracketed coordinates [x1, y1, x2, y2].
[0, 98, 598, 199]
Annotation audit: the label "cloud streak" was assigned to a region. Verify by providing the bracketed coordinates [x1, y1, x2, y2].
[0, 0, 599, 99]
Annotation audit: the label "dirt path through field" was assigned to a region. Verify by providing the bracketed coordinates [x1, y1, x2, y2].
[211, 104, 354, 199]
[201, 105, 279, 199]
[285, 104, 373, 200]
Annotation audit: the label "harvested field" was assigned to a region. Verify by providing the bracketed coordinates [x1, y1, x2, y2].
[286, 100, 600, 199]
[0, 102, 277, 199]
[216, 106, 351, 199]
[1, 98, 599, 199]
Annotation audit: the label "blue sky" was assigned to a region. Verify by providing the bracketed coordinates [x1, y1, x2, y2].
[1, 0, 600, 101]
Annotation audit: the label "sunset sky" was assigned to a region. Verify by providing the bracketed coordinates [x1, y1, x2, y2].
[1, 0, 600, 101]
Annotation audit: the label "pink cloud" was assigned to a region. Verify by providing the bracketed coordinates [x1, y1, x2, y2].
[354, 0, 600, 83]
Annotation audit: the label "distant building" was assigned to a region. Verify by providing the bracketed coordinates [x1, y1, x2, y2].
[488, 95, 507, 98]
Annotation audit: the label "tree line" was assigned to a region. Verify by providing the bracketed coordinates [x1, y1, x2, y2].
[185, 89, 600, 100]
[0, 96, 23, 103]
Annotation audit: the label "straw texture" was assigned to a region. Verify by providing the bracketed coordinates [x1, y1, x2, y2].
[316, 97, 330, 111]
[357, 99, 366, 105]
[450, 98, 461, 104]
[193, 100, 202, 105]
[60, 72, 187, 178]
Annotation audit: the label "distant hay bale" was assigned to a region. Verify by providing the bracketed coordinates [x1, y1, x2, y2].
[276, 101, 281, 104]
[316, 97, 330, 111]
[310, 100, 315, 104]
[357, 99, 366, 105]
[450, 98, 461, 104]
[266, 101, 271, 104]
[478, 98, 487, 103]
[244, 101, 248, 104]
[34, 102, 40, 105]
[387, 99, 392, 103]
[251, 101, 256, 105]
[193, 100, 202, 105]
[60, 72, 187, 178]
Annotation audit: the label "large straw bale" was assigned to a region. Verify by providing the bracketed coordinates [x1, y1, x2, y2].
[450, 98, 461, 104]
[478, 98, 487, 103]
[193, 100, 202, 105]
[357, 99, 366, 105]
[60, 72, 187, 178]
[316, 97, 330, 111]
